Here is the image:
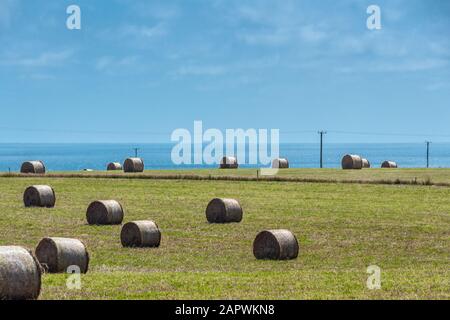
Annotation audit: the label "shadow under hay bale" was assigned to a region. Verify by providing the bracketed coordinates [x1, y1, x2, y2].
[123, 158, 144, 173]
[23, 185, 56, 208]
[381, 161, 398, 168]
[206, 198, 243, 223]
[0, 246, 41, 300]
[362, 158, 371, 168]
[121, 221, 161, 248]
[86, 200, 124, 225]
[35, 237, 89, 274]
[253, 229, 299, 260]
[107, 162, 122, 171]
[341, 154, 363, 170]
[20, 161, 46, 174]
[219, 156, 238, 169]
[272, 158, 289, 169]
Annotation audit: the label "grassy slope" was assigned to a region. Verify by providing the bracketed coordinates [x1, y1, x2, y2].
[0, 175, 448, 299]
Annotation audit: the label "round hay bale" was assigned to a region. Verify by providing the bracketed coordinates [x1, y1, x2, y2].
[121, 221, 161, 248]
[341, 154, 363, 170]
[206, 198, 243, 223]
[0, 246, 41, 300]
[272, 158, 289, 169]
[20, 161, 45, 174]
[253, 229, 299, 260]
[362, 158, 371, 168]
[23, 185, 56, 208]
[35, 237, 89, 274]
[86, 200, 124, 225]
[381, 161, 398, 168]
[107, 162, 122, 171]
[219, 156, 238, 169]
[123, 158, 144, 173]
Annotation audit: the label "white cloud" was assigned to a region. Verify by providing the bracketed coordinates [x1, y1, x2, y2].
[176, 65, 227, 76]
[95, 55, 140, 73]
[119, 23, 167, 39]
[1, 50, 73, 67]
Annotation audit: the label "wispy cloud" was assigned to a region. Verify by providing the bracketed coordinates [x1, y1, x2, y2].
[0, 50, 73, 67]
[95, 55, 141, 75]
[119, 23, 167, 39]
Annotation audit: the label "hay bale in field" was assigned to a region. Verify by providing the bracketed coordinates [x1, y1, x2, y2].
[107, 162, 122, 171]
[23, 185, 56, 208]
[20, 161, 45, 174]
[121, 221, 161, 248]
[381, 161, 398, 168]
[35, 237, 89, 274]
[362, 158, 371, 168]
[272, 158, 289, 169]
[86, 200, 124, 225]
[219, 156, 238, 169]
[0, 246, 41, 300]
[253, 229, 299, 260]
[206, 198, 243, 223]
[341, 154, 363, 170]
[123, 158, 144, 173]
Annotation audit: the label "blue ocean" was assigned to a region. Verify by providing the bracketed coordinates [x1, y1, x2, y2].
[0, 143, 449, 172]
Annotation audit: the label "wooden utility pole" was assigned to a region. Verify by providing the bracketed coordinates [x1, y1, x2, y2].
[425, 141, 431, 168]
[318, 131, 327, 168]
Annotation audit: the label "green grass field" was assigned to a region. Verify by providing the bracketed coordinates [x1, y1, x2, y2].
[0, 169, 449, 299]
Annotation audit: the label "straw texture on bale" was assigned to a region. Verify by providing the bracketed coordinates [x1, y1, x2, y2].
[86, 200, 124, 225]
[219, 156, 238, 169]
[381, 161, 398, 168]
[341, 154, 363, 170]
[20, 161, 45, 174]
[272, 158, 289, 169]
[253, 229, 299, 260]
[35, 237, 89, 274]
[23, 185, 56, 208]
[362, 158, 371, 168]
[0, 246, 41, 300]
[107, 162, 122, 171]
[121, 221, 161, 248]
[206, 198, 243, 223]
[123, 158, 144, 173]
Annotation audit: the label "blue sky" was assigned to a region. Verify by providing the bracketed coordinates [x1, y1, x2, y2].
[0, 0, 449, 143]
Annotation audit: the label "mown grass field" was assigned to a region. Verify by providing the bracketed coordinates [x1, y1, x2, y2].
[0, 169, 449, 299]
[6, 168, 450, 185]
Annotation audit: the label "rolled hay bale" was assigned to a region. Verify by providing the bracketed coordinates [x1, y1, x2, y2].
[253, 229, 299, 260]
[35, 237, 89, 274]
[0, 246, 41, 300]
[20, 161, 45, 174]
[219, 156, 238, 169]
[123, 158, 144, 173]
[272, 158, 289, 169]
[121, 221, 161, 248]
[206, 198, 243, 223]
[107, 162, 122, 171]
[23, 185, 56, 208]
[86, 200, 124, 225]
[341, 154, 363, 170]
[362, 158, 371, 168]
[381, 161, 398, 168]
